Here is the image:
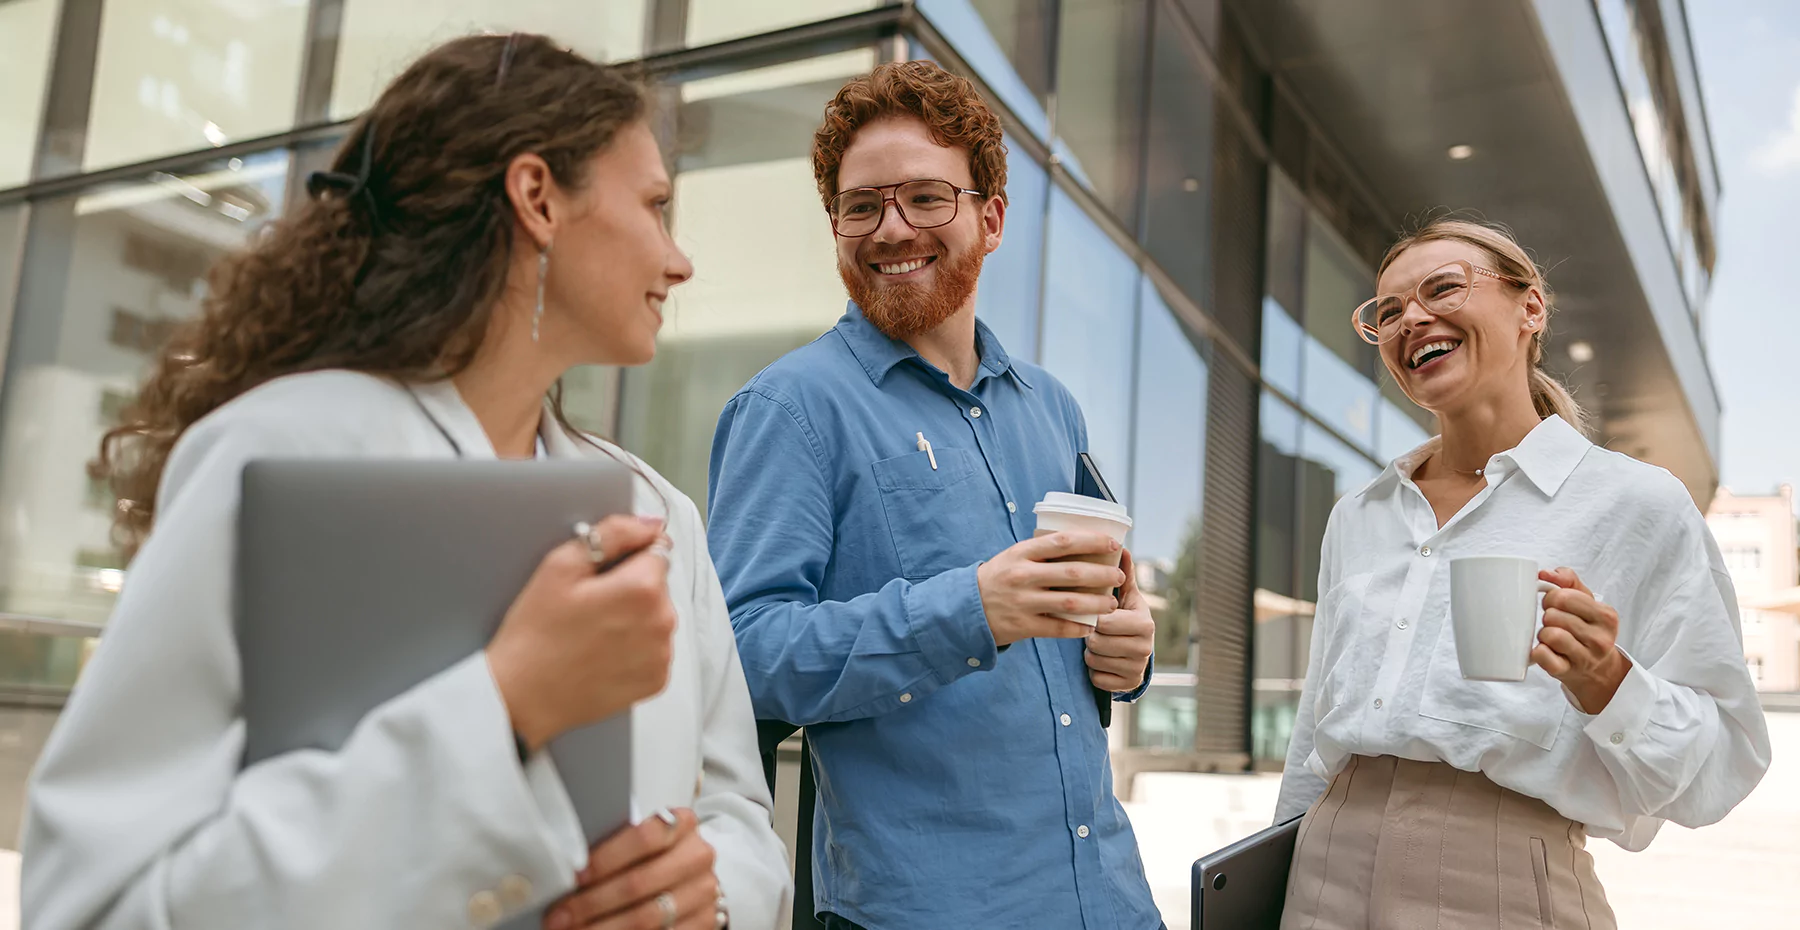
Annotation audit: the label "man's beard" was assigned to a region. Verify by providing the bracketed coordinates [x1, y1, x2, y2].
[839, 240, 985, 341]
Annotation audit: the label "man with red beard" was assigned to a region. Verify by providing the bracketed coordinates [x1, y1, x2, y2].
[706, 62, 1162, 930]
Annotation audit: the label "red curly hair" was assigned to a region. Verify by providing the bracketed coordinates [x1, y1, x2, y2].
[812, 61, 1008, 208]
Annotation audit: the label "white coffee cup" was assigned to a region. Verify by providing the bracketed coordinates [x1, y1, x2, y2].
[1448, 556, 1560, 681]
[1032, 492, 1132, 627]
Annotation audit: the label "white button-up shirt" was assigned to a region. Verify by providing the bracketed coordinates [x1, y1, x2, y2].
[1274, 416, 1771, 851]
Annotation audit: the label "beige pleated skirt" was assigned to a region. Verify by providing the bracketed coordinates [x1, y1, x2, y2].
[1279, 755, 1616, 930]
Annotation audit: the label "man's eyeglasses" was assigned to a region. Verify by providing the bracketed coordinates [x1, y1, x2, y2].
[1351, 259, 1527, 345]
[828, 179, 983, 238]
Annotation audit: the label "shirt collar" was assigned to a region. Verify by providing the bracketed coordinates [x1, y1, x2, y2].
[1494, 414, 1591, 496]
[409, 377, 588, 461]
[1358, 415, 1590, 499]
[834, 301, 1031, 389]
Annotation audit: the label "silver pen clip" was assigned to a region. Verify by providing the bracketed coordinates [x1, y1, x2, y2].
[916, 431, 938, 470]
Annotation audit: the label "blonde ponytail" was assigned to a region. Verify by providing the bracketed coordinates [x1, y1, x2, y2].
[1379, 216, 1585, 433]
[1528, 364, 1585, 431]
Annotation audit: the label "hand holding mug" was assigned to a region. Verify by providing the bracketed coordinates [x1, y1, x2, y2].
[1532, 567, 1632, 714]
[976, 531, 1124, 647]
[1085, 548, 1154, 692]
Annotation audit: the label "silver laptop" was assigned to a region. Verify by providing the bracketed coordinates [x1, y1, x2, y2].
[236, 459, 635, 922]
[1192, 815, 1303, 930]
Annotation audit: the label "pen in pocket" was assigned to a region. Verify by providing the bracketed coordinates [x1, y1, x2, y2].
[915, 432, 938, 470]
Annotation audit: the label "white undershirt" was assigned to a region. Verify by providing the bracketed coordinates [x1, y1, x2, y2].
[1274, 416, 1771, 850]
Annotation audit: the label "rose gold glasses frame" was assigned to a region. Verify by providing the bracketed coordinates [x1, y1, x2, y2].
[1350, 259, 1528, 345]
[827, 178, 985, 238]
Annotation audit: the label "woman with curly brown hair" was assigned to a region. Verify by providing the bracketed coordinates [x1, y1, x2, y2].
[21, 34, 788, 930]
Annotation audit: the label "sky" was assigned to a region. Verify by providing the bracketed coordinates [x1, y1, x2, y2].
[1688, 1, 1800, 502]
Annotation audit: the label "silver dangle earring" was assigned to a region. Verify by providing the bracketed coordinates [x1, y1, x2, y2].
[533, 241, 552, 343]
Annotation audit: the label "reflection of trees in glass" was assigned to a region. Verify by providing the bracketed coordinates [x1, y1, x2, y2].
[1141, 515, 1202, 669]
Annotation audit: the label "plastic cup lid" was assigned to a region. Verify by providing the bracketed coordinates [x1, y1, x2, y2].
[1033, 491, 1132, 526]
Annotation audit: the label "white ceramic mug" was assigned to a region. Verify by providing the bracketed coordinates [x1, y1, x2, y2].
[1448, 556, 1559, 681]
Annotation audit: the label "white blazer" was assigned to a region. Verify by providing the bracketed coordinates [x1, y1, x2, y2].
[21, 371, 792, 930]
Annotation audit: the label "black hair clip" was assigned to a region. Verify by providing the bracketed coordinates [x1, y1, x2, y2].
[306, 120, 381, 223]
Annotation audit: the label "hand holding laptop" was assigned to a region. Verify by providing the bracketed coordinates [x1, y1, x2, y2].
[487, 514, 678, 754]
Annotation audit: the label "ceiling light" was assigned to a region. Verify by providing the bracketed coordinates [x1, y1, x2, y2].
[1568, 340, 1594, 363]
[203, 121, 227, 147]
[1447, 144, 1475, 161]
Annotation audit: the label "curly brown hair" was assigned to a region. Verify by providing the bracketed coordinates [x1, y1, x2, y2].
[812, 61, 1008, 208]
[94, 33, 649, 556]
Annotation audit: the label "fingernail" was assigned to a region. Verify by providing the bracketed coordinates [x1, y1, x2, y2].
[576, 866, 593, 884]
[637, 515, 665, 525]
[548, 909, 571, 930]
[1111, 539, 1122, 551]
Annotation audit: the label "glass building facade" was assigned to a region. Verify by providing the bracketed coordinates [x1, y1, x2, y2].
[0, 0, 1726, 849]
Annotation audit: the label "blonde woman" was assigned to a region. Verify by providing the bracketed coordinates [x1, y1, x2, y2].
[1275, 218, 1770, 928]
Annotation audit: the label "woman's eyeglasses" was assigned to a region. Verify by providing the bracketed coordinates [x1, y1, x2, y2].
[1351, 260, 1526, 345]
[827, 179, 983, 238]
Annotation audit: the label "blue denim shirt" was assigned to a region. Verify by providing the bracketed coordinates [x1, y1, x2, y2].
[706, 304, 1159, 929]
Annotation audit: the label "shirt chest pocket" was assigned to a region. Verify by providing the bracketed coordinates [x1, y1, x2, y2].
[869, 446, 996, 581]
[1417, 620, 1567, 751]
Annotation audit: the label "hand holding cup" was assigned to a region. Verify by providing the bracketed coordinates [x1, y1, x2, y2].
[1532, 567, 1631, 714]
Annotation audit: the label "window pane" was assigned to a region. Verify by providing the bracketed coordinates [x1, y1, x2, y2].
[918, 0, 1055, 138]
[1376, 391, 1432, 464]
[686, 0, 876, 47]
[1141, 6, 1215, 311]
[0, 0, 58, 189]
[974, 132, 1047, 363]
[0, 150, 289, 632]
[616, 51, 876, 516]
[84, 1, 309, 171]
[1052, 0, 1149, 228]
[1299, 215, 1378, 450]
[1039, 188, 1137, 492]
[1262, 173, 1306, 397]
[1253, 414, 1378, 766]
[1251, 391, 1301, 766]
[1129, 279, 1207, 672]
[1297, 420, 1378, 603]
[332, 1, 650, 120]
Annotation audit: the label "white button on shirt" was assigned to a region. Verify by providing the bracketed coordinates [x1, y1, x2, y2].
[1274, 416, 1771, 851]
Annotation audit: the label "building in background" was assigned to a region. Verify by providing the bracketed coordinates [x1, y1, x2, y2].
[0, 0, 1723, 848]
[1708, 486, 1800, 693]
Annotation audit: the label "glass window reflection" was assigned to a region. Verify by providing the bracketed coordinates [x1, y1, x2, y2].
[1299, 216, 1378, 450]
[1251, 391, 1302, 766]
[1297, 420, 1377, 603]
[1052, 0, 1150, 227]
[0, 0, 58, 189]
[1141, 6, 1215, 311]
[85, 1, 309, 171]
[332, 0, 650, 120]
[617, 52, 876, 516]
[686, 0, 876, 47]
[1039, 188, 1137, 492]
[1128, 280, 1207, 674]
[1261, 173, 1305, 397]
[1377, 386, 1432, 464]
[0, 151, 289, 638]
[974, 133, 1047, 363]
[918, 0, 1056, 139]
